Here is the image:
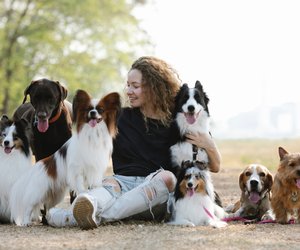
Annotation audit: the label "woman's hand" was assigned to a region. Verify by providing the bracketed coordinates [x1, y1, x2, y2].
[185, 132, 221, 173]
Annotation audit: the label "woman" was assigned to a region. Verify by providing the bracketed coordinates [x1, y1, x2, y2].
[46, 56, 221, 229]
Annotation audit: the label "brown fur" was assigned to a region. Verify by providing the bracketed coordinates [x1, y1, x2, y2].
[179, 176, 206, 196]
[226, 164, 273, 220]
[72, 90, 120, 137]
[271, 147, 300, 223]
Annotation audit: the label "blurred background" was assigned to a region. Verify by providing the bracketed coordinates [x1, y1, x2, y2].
[1, 0, 300, 147]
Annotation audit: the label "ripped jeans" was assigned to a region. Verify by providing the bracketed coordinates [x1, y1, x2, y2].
[87, 169, 172, 223]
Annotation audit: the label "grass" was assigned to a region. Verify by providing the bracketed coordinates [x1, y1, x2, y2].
[216, 138, 300, 171]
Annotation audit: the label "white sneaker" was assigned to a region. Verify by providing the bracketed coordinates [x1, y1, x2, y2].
[46, 207, 77, 227]
[73, 194, 98, 230]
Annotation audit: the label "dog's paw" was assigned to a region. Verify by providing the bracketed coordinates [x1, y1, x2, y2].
[261, 210, 275, 221]
[211, 220, 227, 228]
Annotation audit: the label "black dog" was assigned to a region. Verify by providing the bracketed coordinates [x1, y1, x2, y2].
[13, 78, 72, 161]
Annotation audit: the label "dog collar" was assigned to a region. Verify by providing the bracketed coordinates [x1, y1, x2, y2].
[49, 103, 63, 124]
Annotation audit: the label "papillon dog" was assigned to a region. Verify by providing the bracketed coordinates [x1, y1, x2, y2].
[0, 115, 32, 223]
[168, 161, 227, 227]
[10, 89, 121, 226]
[170, 81, 210, 168]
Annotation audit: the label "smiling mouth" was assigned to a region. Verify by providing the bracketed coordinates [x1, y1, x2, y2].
[186, 185, 198, 197]
[184, 111, 200, 124]
[4, 145, 15, 154]
[88, 118, 102, 127]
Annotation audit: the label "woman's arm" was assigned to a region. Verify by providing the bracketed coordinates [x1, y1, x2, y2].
[185, 132, 221, 173]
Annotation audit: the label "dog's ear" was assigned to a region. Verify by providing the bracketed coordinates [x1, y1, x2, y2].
[100, 92, 121, 138]
[22, 80, 36, 104]
[55, 81, 68, 101]
[279, 147, 288, 161]
[239, 171, 246, 191]
[72, 89, 91, 122]
[0, 114, 9, 122]
[264, 171, 274, 192]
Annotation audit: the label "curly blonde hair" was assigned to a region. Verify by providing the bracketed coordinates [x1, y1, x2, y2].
[130, 56, 181, 126]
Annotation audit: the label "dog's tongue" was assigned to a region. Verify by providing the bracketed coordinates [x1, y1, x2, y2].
[185, 113, 196, 125]
[187, 188, 195, 197]
[37, 119, 49, 133]
[249, 192, 260, 204]
[296, 179, 300, 189]
[89, 119, 98, 127]
[4, 147, 12, 154]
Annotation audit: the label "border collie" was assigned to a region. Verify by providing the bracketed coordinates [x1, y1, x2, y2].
[168, 161, 227, 227]
[0, 115, 32, 223]
[170, 81, 210, 168]
[10, 89, 121, 226]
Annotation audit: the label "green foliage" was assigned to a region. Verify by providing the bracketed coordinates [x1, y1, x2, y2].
[0, 0, 152, 114]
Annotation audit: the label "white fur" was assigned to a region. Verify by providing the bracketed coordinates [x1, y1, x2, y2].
[169, 166, 226, 228]
[0, 125, 32, 223]
[169, 167, 226, 227]
[169, 194, 227, 228]
[10, 103, 113, 226]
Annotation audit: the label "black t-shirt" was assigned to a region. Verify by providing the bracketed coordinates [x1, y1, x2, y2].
[112, 107, 174, 177]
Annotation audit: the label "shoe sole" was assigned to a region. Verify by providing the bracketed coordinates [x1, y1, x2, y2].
[73, 196, 97, 230]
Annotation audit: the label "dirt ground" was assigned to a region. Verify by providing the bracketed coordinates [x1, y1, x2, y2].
[1, 166, 300, 250]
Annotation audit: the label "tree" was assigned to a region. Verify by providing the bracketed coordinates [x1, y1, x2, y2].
[0, 0, 152, 114]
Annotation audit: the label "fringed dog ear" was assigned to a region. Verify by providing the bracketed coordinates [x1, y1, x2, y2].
[55, 81, 68, 102]
[22, 80, 35, 104]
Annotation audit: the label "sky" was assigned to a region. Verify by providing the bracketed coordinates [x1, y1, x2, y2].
[134, 0, 300, 127]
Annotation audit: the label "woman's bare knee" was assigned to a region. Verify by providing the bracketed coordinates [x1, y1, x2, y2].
[154, 170, 176, 192]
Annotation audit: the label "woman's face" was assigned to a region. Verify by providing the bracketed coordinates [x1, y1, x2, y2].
[126, 69, 147, 108]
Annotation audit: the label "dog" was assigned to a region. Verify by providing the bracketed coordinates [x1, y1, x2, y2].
[225, 164, 273, 221]
[271, 147, 300, 224]
[170, 80, 210, 169]
[13, 78, 72, 161]
[9, 89, 121, 226]
[0, 115, 32, 223]
[168, 161, 227, 227]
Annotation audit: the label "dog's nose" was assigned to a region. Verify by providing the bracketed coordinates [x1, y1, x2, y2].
[250, 180, 258, 189]
[187, 105, 195, 112]
[4, 140, 9, 146]
[89, 110, 98, 118]
[37, 111, 47, 119]
[297, 170, 300, 176]
[187, 182, 193, 188]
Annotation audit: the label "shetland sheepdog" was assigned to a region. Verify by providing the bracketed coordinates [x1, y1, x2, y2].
[168, 161, 227, 227]
[271, 147, 300, 224]
[0, 115, 32, 223]
[10, 89, 121, 226]
[170, 81, 210, 168]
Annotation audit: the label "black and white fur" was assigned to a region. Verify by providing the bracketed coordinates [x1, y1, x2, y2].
[169, 81, 226, 223]
[168, 161, 227, 227]
[0, 115, 32, 223]
[170, 81, 210, 167]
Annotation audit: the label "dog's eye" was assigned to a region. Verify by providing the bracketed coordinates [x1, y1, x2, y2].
[184, 175, 191, 180]
[1, 133, 6, 137]
[289, 162, 296, 167]
[245, 172, 251, 176]
[97, 108, 104, 114]
[195, 175, 200, 180]
[259, 172, 266, 177]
